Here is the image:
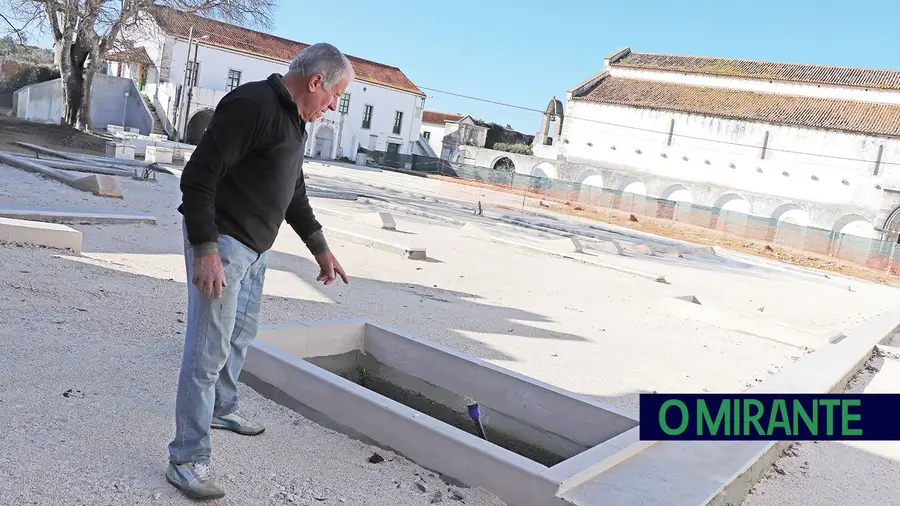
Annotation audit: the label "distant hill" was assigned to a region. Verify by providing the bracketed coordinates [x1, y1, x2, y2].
[0, 36, 54, 65]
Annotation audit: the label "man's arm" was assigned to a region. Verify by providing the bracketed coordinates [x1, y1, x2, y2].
[284, 171, 328, 255]
[180, 94, 265, 257]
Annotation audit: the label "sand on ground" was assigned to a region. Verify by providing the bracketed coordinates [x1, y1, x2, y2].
[1, 158, 899, 505]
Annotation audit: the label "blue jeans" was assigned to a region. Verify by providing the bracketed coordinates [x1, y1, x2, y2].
[168, 220, 268, 464]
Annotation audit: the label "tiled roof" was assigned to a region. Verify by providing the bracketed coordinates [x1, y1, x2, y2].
[422, 110, 465, 124]
[105, 46, 153, 65]
[150, 7, 424, 96]
[574, 76, 900, 138]
[611, 51, 900, 91]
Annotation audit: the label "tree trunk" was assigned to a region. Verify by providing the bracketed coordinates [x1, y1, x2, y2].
[55, 42, 75, 127]
[60, 70, 84, 128]
[76, 56, 100, 131]
[57, 31, 94, 131]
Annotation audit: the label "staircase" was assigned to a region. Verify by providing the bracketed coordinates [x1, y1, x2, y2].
[141, 93, 169, 138]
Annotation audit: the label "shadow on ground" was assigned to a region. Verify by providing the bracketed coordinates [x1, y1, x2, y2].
[61, 232, 591, 363]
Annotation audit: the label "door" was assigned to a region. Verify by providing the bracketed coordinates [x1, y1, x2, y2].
[314, 138, 333, 159]
[386, 142, 401, 168]
[368, 134, 377, 150]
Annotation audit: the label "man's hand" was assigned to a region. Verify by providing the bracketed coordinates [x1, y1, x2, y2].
[314, 249, 348, 285]
[192, 254, 227, 298]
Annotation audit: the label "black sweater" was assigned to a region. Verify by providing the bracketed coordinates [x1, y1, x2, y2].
[178, 73, 327, 257]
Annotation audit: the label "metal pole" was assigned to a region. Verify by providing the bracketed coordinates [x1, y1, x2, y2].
[183, 37, 201, 142]
[336, 112, 345, 159]
[122, 91, 129, 127]
[172, 25, 193, 141]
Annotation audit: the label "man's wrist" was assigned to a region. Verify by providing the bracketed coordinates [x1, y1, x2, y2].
[193, 241, 219, 257]
[305, 229, 328, 256]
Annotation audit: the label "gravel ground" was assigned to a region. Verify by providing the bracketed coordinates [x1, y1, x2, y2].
[2, 161, 899, 505]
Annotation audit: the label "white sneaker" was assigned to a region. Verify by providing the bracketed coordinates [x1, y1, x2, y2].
[211, 410, 266, 436]
[166, 460, 225, 500]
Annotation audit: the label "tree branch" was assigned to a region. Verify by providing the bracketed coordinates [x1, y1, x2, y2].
[0, 12, 28, 44]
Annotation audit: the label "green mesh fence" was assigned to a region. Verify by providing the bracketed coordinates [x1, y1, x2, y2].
[438, 162, 900, 274]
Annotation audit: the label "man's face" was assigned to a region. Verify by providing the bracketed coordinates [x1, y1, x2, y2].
[300, 72, 350, 122]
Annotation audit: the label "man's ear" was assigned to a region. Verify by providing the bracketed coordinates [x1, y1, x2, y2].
[308, 73, 323, 93]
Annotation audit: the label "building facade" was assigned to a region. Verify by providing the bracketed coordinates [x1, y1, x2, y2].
[420, 111, 465, 156]
[507, 47, 900, 239]
[419, 111, 488, 160]
[104, 6, 426, 160]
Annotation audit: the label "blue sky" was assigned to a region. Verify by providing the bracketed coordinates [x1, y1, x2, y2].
[25, 0, 900, 134]
[268, 0, 899, 134]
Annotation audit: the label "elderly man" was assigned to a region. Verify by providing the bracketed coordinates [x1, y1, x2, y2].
[166, 43, 353, 500]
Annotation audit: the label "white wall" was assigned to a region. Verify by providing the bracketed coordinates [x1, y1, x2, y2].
[162, 37, 424, 153]
[421, 122, 446, 155]
[167, 38, 285, 93]
[532, 142, 558, 160]
[560, 99, 899, 210]
[310, 79, 424, 158]
[13, 74, 153, 134]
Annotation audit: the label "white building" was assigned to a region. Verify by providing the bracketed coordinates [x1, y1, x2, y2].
[420, 111, 464, 156]
[535, 46, 900, 239]
[419, 111, 487, 159]
[103, 6, 428, 160]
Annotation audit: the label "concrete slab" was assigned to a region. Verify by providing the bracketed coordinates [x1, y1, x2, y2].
[556, 305, 900, 506]
[0, 152, 123, 198]
[70, 172, 123, 198]
[105, 142, 135, 160]
[0, 217, 82, 253]
[242, 319, 641, 506]
[324, 226, 427, 260]
[0, 205, 156, 225]
[12, 142, 147, 171]
[356, 211, 397, 231]
[144, 145, 174, 164]
[839, 353, 900, 461]
[25, 158, 133, 177]
[863, 352, 900, 394]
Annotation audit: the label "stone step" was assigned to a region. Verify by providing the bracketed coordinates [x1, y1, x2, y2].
[141, 93, 169, 137]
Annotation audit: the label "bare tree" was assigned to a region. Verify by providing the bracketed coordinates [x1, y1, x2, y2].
[1, 0, 276, 131]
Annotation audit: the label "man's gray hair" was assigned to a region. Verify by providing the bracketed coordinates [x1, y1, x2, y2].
[288, 43, 355, 90]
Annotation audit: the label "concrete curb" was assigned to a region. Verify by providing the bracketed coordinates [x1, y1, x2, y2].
[324, 226, 427, 260]
[0, 152, 123, 198]
[489, 236, 668, 283]
[244, 319, 640, 506]
[0, 217, 83, 253]
[0, 205, 156, 225]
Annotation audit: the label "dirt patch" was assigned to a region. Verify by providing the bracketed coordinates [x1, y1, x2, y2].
[433, 175, 900, 287]
[0, 114, 110, 155]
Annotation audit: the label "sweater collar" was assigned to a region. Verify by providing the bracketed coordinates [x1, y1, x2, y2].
[267, 73, 307, 130]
